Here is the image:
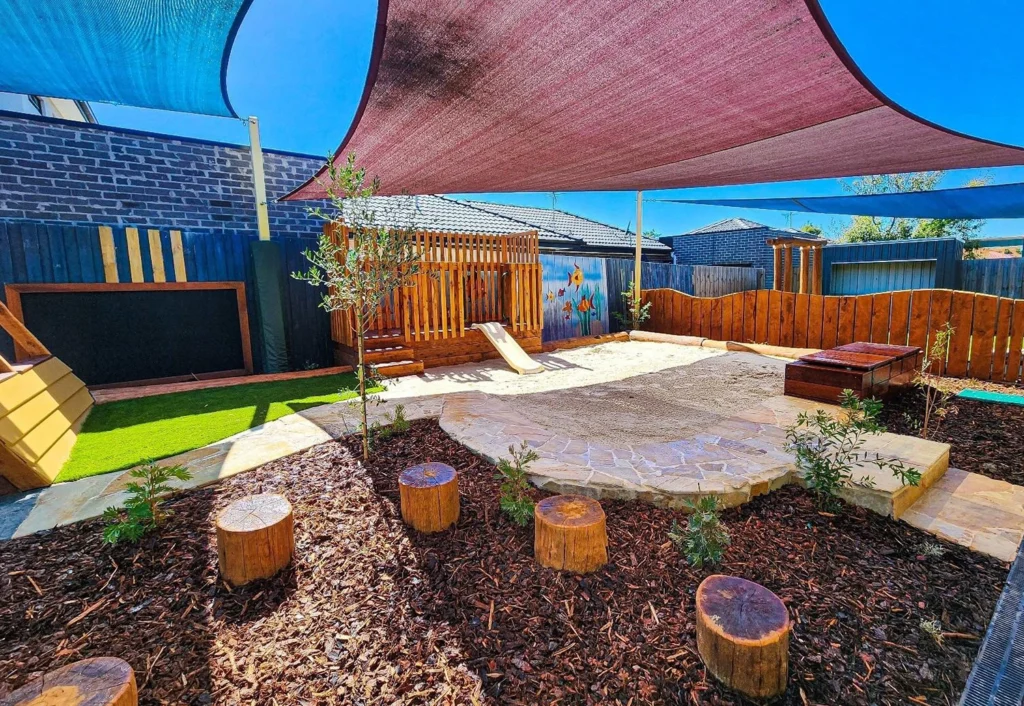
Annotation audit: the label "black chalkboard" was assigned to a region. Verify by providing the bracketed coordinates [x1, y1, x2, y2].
[18, 287, 247, 386]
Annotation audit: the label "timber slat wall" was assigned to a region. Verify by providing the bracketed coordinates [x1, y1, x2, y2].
[643, 288, 1024, 383]
[962, 259, 1024, 299]
[329, 227, 543, 349]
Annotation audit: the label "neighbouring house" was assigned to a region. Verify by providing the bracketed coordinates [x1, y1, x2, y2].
[457, 200, 672, 261]
[337, 195, 671, 260]
[662, 218, 822, 285]
[0, 92, 94, 123]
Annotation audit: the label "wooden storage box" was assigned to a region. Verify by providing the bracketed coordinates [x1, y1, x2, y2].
[784, 343, 921, 404]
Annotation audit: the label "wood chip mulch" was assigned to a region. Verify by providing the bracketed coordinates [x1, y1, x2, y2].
[0, 419, 1008, 705]
[881, 385, 1024, 486]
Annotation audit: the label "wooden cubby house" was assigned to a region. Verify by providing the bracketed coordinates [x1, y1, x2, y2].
[327, 226, 544, 375]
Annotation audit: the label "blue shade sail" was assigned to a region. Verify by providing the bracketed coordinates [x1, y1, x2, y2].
[660, 182, 1024, 220]
[0, 0, 253, 117]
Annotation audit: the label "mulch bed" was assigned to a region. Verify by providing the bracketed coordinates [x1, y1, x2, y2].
[0, 419, 1008, 705]
[880, 386, 1024, 486]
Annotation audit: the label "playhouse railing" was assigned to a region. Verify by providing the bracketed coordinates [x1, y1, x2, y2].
[327, 226, 542, 347]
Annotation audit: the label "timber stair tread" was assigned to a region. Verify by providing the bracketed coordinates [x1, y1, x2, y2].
[364, 346, 414, 364]
[373, 359, 425, 378]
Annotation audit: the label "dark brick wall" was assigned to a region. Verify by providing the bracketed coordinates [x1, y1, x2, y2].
[0, 111, 326, 238]
[667, 227, 785, 283]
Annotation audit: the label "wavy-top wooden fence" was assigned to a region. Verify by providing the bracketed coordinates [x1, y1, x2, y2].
[642, 288, 1024, 383]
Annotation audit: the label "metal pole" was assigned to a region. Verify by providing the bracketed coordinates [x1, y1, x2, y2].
[634, 191, 643, 303]
[247, 116, 271, 241]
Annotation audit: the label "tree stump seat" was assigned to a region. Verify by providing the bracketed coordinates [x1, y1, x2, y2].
[399, 463, 460, 533]
[2, 657, 137, 706]
[215, 493, 294, 587]
[696, 575, 790, 699]
[534, 494, 607, 573]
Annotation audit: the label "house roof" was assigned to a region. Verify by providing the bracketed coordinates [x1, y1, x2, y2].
[338, 195, 668, 252]
[458, 199, 670, 251]
[681, 218, 821, 239]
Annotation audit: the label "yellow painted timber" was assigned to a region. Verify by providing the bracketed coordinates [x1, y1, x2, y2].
[12, 386, 93, 462]
[0, 441, 43, 491]
[125, 227, 144, 282]
[170, 230, 187, 282]
[0, 357, 70, 415]
[0, 371, 84, 445]
[148, 229, 166, 282]
[33, 406, 90, 485]
[98, 226, 119, 283]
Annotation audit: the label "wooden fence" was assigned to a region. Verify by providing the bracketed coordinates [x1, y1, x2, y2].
[642, 288, 1024, 383]
[692, 265, 764, 297]
[962, 259, 1024, 299]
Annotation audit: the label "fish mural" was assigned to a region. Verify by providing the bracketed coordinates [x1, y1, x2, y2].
[540, 254, 609, 342]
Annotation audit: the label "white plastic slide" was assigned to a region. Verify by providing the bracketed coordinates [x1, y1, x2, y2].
[472, 322, 545, 375]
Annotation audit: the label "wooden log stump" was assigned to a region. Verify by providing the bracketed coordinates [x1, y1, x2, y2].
[216, 493, 294, 587]
[399, 463, 459, 532]
[696, 575, 790, 699]
[2, 657, 137, 706]
[534, 495, 607, 573]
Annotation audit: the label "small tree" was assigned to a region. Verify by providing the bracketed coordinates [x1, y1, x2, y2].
[294, 154, 423, 459]
[102, 463, 192, 544]
[496, 442, 538, 526]
[614, 279, 652, 331]
[917, 323, 956, 439]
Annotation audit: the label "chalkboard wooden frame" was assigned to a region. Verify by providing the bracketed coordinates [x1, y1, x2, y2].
[4, 282, 253, 385]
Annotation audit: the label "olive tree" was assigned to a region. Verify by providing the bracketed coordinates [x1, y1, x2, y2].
[294, 154, 423, 459]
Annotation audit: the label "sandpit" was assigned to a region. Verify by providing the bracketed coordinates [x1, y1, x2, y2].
[499, 352, 786, 446]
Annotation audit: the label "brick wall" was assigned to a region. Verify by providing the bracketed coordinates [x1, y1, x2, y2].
[0, 111, 326, 237]
[668, 227, 784, 283]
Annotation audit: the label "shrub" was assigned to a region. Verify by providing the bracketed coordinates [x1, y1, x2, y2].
[613, 278, 652, 331]
[496, 442, 539, 526]
[102, 462, 193, 544]
[374, 403, 410, 442]
[785, 390, 921, 509]
[668, 494, 730, 568]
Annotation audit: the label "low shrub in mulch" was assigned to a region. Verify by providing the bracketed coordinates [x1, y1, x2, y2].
[0, 420, 1007, 705]
[881, 385, 1024, 486]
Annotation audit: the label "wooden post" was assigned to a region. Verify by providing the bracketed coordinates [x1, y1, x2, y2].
[216, 493, 294, 586]
[696, 575, 790, 699]
[812, 243, 824, 295]
[399, 463, 459, 532]
[534, 495, 607, 573]
[4, 657, 137, 705]
[634, 191, 644, 306]
[782, 245, 793, 293]
[798, 245, 810, 294]
[772, 244, 783, 291]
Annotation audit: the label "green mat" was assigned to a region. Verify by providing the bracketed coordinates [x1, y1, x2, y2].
[957, 389, 1024, 407]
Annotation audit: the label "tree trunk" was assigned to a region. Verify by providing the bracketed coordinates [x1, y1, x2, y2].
[534, 495, 607, 573]
[399, 463, 459, 532]
[356, 301, 368, 460]
[216, 493, 294, 586]
[695, 575, 790, 699]
[4, 657, 137, 705]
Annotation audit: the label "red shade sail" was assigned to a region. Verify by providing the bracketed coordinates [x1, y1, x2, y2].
[284, 0, 1024, 199]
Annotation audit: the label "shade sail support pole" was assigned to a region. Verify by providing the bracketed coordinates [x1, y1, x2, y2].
[634, 191, 643, 306]
[247, 116, 271, 241]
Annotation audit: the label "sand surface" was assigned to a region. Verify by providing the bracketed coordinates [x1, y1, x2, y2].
[499, 352, 786, 445]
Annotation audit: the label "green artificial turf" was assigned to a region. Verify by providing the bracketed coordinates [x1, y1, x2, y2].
[57, 372, 369, 483]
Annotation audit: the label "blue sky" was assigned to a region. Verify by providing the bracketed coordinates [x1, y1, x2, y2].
[93, 0, 1024, 239]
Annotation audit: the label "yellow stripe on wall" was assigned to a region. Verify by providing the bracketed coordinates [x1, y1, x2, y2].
[170, 230, 187, 282]
[125, 227, 144, 283]
[147, 229, 166, 282]
[98, 226, 118, 283]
